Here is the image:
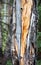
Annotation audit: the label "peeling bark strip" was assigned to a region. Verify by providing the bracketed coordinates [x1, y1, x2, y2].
[20, 0, 33, 65]
[21, 0, 33, 58]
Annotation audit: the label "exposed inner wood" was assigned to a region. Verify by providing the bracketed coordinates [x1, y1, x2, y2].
[21, 0, 33, 57]
[20, 0, 33, 65]
[14, 38, 18, 55]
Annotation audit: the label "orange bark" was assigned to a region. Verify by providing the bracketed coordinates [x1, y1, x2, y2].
[21, 0, 33, 57]
[20, 0, 33, 65]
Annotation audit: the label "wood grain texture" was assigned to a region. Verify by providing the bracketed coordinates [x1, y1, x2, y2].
[20, 0, 33, 65]
[21, 0, 33, 57]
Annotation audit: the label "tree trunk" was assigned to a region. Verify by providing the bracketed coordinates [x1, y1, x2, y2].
[10, 0, 38, 65]
[0, 0, 38, 65]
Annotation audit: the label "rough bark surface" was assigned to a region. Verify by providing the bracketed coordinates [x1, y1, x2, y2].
[0, 0, 38, 65]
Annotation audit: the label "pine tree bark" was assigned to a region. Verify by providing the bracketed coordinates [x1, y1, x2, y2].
[0, 0, 38, 65]
[11, 0, 38, 65]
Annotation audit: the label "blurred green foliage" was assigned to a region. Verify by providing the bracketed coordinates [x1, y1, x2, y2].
[37, 60, 41, 65]
[1, 22, 8, 53]
[38, 6, 41, 31]
[6, 60, 12, 65]
[37, 32, 41, 48]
